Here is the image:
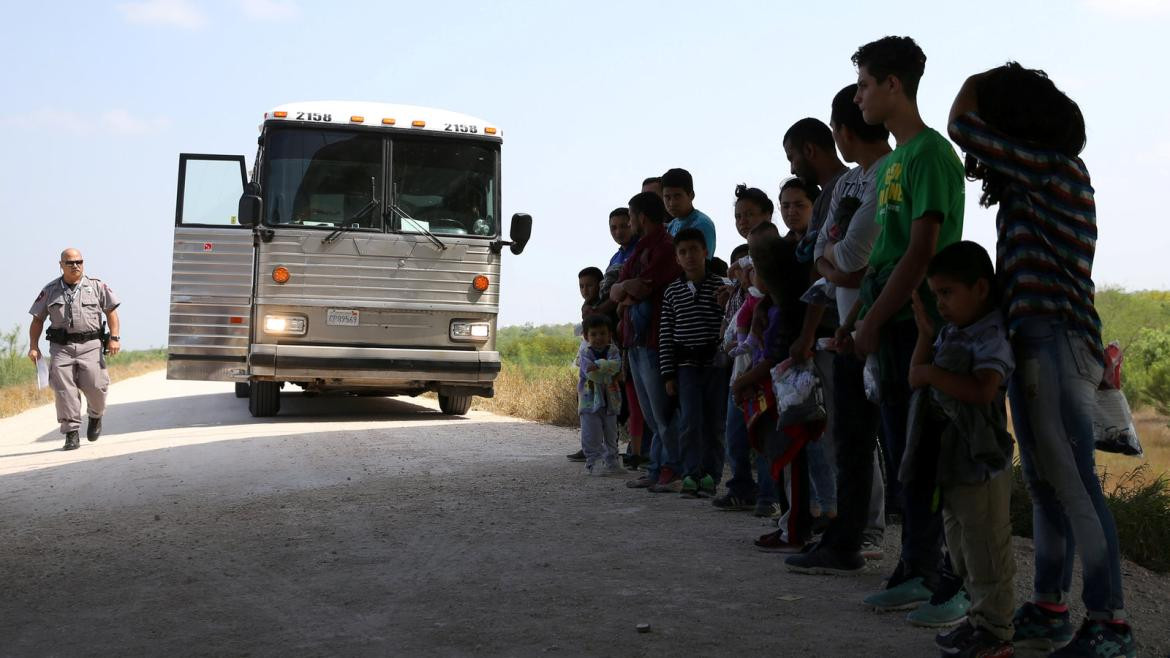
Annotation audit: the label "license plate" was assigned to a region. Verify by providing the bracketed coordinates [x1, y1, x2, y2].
[326, 309, 359, 326]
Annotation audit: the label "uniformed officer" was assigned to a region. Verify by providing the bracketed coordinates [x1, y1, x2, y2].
[27, 248, 121, 451]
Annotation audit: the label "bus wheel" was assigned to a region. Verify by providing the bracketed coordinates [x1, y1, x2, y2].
[438, 394, 472, 415]
[235, 382, 251, 398]
[249, 381, 281, 417]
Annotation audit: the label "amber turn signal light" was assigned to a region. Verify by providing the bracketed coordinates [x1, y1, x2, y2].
[472, 275, 490, 292]
[272, 266, 291, 284]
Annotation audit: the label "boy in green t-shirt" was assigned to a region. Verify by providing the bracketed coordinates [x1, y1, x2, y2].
[843, 35, 968, 625]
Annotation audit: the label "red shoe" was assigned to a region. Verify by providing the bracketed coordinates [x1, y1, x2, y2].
[648, 467, 682, 493]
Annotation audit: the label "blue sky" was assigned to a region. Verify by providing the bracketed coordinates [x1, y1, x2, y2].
[2, 0, 1167, 350]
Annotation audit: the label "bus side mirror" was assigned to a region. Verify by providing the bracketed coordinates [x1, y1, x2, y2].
[509, 213, 532, 255]
[238, 183, 262, 227]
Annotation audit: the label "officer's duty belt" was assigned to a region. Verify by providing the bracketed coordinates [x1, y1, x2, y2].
[46, 329, 101, 345]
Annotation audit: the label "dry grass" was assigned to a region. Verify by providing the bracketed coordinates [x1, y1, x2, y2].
[1097, 407, 1170, 489]
[0, 360, 165, 418]
[472, 363, 579, 427]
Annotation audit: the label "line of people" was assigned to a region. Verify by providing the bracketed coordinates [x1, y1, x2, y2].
[570, 35, 1135, 658]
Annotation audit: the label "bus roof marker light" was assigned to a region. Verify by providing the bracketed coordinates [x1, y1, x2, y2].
[382, 118, 396, 125]
[350, 115, 364, 123]
[273, 111, 288, 118]
[472, 275, 490, 292]
[411, 120, 426, 128]
[272, 266, 291, 284]
[485, 127, 497, 135]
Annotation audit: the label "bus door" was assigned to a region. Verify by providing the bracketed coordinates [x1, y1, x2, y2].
[166, 153, 254, 381]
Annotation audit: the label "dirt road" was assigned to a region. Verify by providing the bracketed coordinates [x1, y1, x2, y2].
[1, 372, 1166, 656]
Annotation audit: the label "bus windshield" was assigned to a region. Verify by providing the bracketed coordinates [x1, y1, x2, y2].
[392, 139, 497, 238]
[263, 129, 383, 229]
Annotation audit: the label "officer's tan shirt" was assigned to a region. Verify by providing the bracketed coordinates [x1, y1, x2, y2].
[28, 276, 121, 332]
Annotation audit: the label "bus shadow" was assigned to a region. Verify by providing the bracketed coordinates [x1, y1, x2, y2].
[31, 391, 455, 445]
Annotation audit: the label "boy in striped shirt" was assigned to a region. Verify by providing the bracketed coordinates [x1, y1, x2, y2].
[660, 228, 727, 497]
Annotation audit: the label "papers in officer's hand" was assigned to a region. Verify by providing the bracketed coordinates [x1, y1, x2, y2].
[36, 357, 49, 389]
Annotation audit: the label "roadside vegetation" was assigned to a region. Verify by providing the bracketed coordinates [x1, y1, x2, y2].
[472, 324, 579, 426]
[0, 325, 166, 418]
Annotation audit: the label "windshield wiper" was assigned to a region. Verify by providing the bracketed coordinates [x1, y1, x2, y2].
[388, 200, 446, 251]
[323, 177, 379, 244]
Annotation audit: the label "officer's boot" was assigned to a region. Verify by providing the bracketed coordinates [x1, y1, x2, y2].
[63, 431, 80, 451]
[87, 416, 102, 442]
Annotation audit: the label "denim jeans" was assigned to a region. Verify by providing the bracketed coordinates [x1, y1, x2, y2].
[805, 350, 839, 515]
[724, 390, 755, 498]
[1008, 316, 1124, 617]
[878, 319, 944, 587]
[676, 365, 726, 481]
[628, 347, 679, 480]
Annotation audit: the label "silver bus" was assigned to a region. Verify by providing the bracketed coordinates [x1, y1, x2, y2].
[166, 101, 531, 417]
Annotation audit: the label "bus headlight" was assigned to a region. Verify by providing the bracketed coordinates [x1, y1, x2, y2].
[450, 321, 490, 341]
[264, 315, 307, 335]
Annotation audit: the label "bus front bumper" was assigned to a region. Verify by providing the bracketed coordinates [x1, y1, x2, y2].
[248, 344, 501, 388]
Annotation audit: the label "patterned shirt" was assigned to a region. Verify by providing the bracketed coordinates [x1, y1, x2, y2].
[659, 271, 725, 378]
[948, 111, 1102, 358]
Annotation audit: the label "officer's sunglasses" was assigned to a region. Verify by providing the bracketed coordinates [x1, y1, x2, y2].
[62, 260, 83, 267]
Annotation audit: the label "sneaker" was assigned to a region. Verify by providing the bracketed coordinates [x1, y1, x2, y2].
[754, 529, 805, 553]
[938, 622, 1014, 657]
[1011, 602, 1074, 651]
[600, 462, 626, 477]
[785, 546, 865, 575]
[937, 621, 977, 654]
[567, 449, 586, 462]
[697, 474, 716, 497]
[753, 500, 782, 518]
[1049, 618, 1135, 658]
[680, 476, 700, 498]
[711, 493, 755, 511]
[863, 576, 932, 611]
[626, 474, 654, 489]
[907, 589, 970, 628]
[860, 541, 884, 561]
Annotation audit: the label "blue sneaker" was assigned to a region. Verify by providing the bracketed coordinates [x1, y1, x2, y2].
[863, 576, 931, 611]
[1049, 618, 1136, 658]
[906, 589, 970, 628]
[1011, 602, 1074, 650]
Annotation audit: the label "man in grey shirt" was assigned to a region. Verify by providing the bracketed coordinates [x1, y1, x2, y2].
[786, 84, 894, 576]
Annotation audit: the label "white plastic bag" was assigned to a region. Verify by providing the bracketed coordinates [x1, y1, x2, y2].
[771, 359, 825, 427]
[863, 354, 881, 403]
[1094, 387, 1143, 456]
[36, 357, 49, 389]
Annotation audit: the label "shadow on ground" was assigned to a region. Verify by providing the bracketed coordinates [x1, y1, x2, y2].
[32, 390, 450, 444]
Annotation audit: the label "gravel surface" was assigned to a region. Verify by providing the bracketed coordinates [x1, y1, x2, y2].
[1, 372, 1166, 656]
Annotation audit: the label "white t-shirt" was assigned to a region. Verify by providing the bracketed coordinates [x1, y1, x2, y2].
[814, 154, 888, 321]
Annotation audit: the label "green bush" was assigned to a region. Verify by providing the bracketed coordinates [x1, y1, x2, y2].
[1011, 463, 1170, 573]
[497, 323, 578, 368]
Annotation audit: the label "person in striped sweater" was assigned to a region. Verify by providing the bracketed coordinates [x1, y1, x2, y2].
[949, 62, 1136, 658]
[659, 228, 727, 497]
